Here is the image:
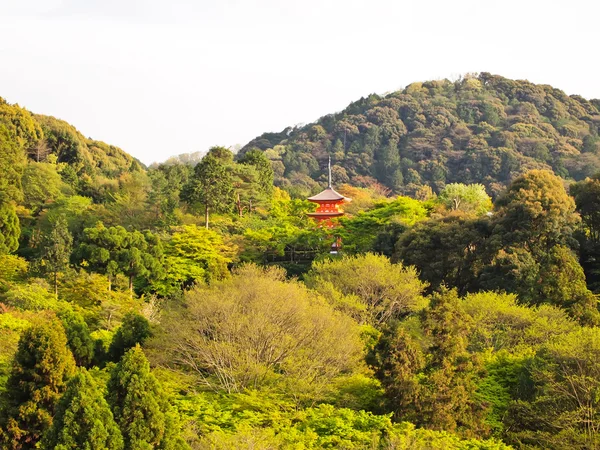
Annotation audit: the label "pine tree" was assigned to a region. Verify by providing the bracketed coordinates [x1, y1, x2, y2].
[59, 310, 95, 367]
[41, 215, 73, 297]
[108, 312, 152, 362]
[0, 320, 76, 449]
[181, 153, 233, 229]
[43, 369, 124, 450]
[107, 346, 187, 450]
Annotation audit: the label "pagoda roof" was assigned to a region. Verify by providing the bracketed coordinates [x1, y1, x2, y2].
[307, 187, 348, 202]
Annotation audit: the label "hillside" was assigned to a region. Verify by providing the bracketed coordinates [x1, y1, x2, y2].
[0, 97, 142, 197]
[3, 81, 600, 448]
[242, 73, 600, 197]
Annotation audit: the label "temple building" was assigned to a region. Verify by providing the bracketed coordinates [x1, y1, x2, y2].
[307, 157, 351, 253]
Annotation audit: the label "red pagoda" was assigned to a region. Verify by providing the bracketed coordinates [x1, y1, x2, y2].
[307, 158, 351, 253]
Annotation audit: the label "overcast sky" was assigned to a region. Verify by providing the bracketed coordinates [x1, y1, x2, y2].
[0, 0, 598, 165]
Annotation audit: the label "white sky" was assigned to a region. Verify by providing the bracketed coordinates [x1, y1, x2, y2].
[0, 0, 598, 165]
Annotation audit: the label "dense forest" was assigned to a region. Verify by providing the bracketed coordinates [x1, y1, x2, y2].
[242, 73, 600, 199]
[1, 74, 600, 449]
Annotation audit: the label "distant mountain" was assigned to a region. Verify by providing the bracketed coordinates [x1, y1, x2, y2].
[241, 73, 600, 197]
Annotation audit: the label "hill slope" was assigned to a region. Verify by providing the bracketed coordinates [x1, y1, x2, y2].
[0, 97, 142, 196]
[241, 73, 600, 197]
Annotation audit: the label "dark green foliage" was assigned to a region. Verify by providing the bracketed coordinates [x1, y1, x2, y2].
[108, 313, 151, 362]
[0, 320, 76, 449]
[77, 222, 164, 293]
[40, 216, 73, 296]
[182, 151, 233, 228]
[242, 73, 600, 195]
[238, 148, 275, 199]
[395, 213, 490, 294]
[504, 328, 600, 448]
[59, 310, 94, 367]
[371, 290, 488, 437]
[107, 346, 187, 450]
[42, 369, 124, 450]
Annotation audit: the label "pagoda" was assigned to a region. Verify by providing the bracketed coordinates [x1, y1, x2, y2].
[307, 157, 351, 230]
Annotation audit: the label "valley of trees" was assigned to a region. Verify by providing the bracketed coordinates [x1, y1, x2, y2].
[1, 74, 600, 449]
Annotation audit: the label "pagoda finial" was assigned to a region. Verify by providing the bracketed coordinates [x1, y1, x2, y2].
[328, 155, 332, 188]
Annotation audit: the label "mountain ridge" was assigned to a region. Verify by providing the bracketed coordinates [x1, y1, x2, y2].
[240, 73, 600, 198]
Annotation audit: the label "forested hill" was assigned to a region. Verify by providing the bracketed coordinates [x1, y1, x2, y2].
[241, 73, 600, 198]
[0, 97, 142, 193]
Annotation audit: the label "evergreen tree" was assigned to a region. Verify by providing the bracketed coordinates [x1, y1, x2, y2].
[41, 215, 73, 297]
[42, 369, 124, 450]
[182, 152, 233, 229]
[107, 346, 187, 450]
[420, 289, 488, 436]
[108, 312, 152, 362]
[370, 324, 425, 422]
[239, 148, 275, 200]
[59, 310, 95, 367]
[0, 320, 76, 449]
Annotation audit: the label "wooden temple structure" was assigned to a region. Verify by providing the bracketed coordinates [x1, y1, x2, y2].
[307, 157, 351, 253]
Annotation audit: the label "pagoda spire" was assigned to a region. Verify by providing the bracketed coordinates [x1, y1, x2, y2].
[328, 155, 332, 188]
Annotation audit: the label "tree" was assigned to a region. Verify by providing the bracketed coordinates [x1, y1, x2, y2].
[42, 369, 124, 450]
[0, 124, 26, 205]
[492, 170, 578, 251]
[437, 183, 492, 215]
[41, 215, 73, 297]
[181, 152, 233, 228]
[21, 162, 65, 211]
[107, 346, 187, 450]
[59, 310, 95, 367]
[153, 224, 234, 295]
[108, 312, 152, 362]
[77, 223, 164, 294]
[395, 213, 488, 294]
[571, 175, 600, 292]
[419, 289, 487, 436]
[238, 148, 275, 202]
[306, 254, 427, 325]
[0, 203, 20, 255]
[505, 328, 600, 448]
[162, 264, 363, 395]
[370, 325, 425, 423]
[0, 320, 76, 449]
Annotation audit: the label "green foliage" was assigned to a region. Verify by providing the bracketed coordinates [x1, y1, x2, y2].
[154, 225, 233, 295]
[0, 125, 26, 205]
[242, 73, 600, 195]
[505, 328, 600, 448]
[340, 196, 428, 254]
[0, 320, 76, 449]
[59, 310, 95, 367]
[395, 212, 487, 294]
[493, 170, 578, 250]
[160, 264, 363, 396]
[437, 183, 493, 215]
[0, 203, 20, 254]
[40, 215, 73, 296]
[1, 283, 64, 311]
[42, 368, 124, 450]
[108, 312, 151, 362]
[77, 222, 164, 293]
[21, 162, 66, 211]
[306, 253, 428, 325]
[182, 151, 233, 228]
[107, 346, 187, 450]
